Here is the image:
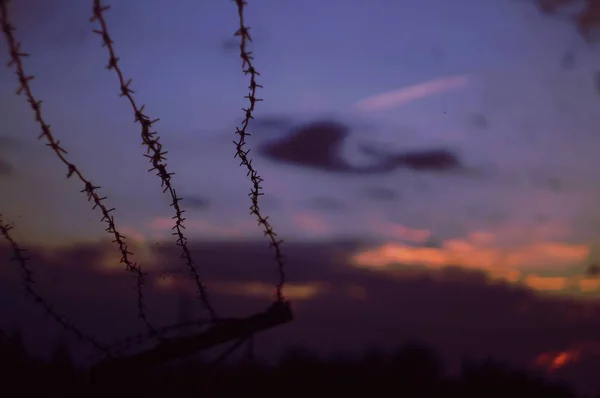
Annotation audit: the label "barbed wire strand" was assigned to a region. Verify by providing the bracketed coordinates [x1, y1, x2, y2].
[0, 215, 111, 356]
[232, 0, 286, 302]
[96, 316, 220, 361]
[89, 0, 217, 323]
[0, 0, 160, 341]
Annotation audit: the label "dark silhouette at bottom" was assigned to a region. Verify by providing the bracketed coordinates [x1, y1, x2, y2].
[1, 327, 588, 398]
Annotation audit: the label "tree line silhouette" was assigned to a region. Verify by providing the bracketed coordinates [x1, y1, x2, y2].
[0, 327, 587, 398]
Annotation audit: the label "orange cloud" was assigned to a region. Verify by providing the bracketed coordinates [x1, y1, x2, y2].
[153, 277, 328, 301]
[350, 230, 590, 293]
[214, 281, 329, 301]
[371, 222, 432, 244]
[579, 278, 600, 292]
[355, 75, 469, 112]
[523, 275, 569, 292]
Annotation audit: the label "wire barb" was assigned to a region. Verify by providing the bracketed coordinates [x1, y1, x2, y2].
[90, 0, 218, 323]
[0, 0, 159, 341]
[0, 214, 111, 355]
[232, 0, 287, 302]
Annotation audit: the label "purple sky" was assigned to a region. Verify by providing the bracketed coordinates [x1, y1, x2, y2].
[1, 0, 600, 394]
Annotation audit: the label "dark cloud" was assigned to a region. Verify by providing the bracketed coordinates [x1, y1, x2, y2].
[256, 119, 465, 175]
[0, 135, 20, 150]
[3, 0, 90, 47]
[560, 51, 576, 70]
[304, 196, 346, 212]
[535, 1, 600, 43]
[394, 148, 462, 172]
[221, 37, 238, 52]
[361, 186, 399, 202]
[530, 174, 565, 192]
[0, 135, 25, 177]
[250, 115, 295, 131]
[469, 113, 489, 130]
[181, 195, 210, 210]
[0, 158, 12, 176]
[1, 237, 599, 394]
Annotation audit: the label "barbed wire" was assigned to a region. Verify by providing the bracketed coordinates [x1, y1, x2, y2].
[0, 0, 290, 369]
[0, 0, 160, 340]
[89, 0, 218, 323]
[232, 0, 286, 302]
[90, 316, 219, 364]
[0, 215, 111, 355]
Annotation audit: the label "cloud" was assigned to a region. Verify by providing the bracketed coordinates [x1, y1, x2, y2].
[98, 212, 596, 297]
[250, 115, 295, 131]
[221, 37, 238, 52]
[291, 212, 332, 237]
[355, 75, 469, 112]
[1, 237, 600, 394]
[524, 275, 569, 292]
[304, 196, 347, 212]
[94, 225, 161, 273]
[368, 222, 433, 244]
[360, 186, 399, 202]
[0, 135, 20, 150]
[0, 158, 12, 176]
[154, 275, 328, 301]
[0, 135, 18, 177]
[468, 113, 489, 130]
[350, 232, 593, 295]
[149, 216, 256, 239]
[256, 119, 465, 175]
[180, 195, 210, 211]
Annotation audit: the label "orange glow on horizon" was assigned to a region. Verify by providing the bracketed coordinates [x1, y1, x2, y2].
[153, 277, 328, 301]
[524, 275, 569, 291]
[350, 232, 591, 294]
[534, 341, 600, 373]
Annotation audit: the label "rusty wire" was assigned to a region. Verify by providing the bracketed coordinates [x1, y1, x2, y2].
[0, 0, 160, 340]
[0, 0, 289, 364]
[89, 0, 218, 323]
[0, 215, 111, 355]
[232, 0, 286, 302]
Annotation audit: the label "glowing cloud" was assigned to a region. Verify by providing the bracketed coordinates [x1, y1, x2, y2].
[371, 221, 432, 244]
[214, 281, 329, 301]
[350, 230, 590, 292]
[292, 212, 331, 237]
[95, 225, 159, 272]
[523, 275, 569, 292]
[355, 75, 469, 112]
[153, 277, 328, 301]
[579, 278, 600, 292]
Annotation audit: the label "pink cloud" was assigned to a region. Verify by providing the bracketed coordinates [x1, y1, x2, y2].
[369, 221, 432, 244]
[355, 75, 469, 112]
[349, 231, 591, 294]
[292, 212, 331, 237]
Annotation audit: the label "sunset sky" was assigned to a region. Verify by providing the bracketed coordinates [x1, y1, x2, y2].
[1, 0, 600, 393]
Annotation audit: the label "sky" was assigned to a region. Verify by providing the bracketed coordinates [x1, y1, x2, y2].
[1, 0, 600, 394]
